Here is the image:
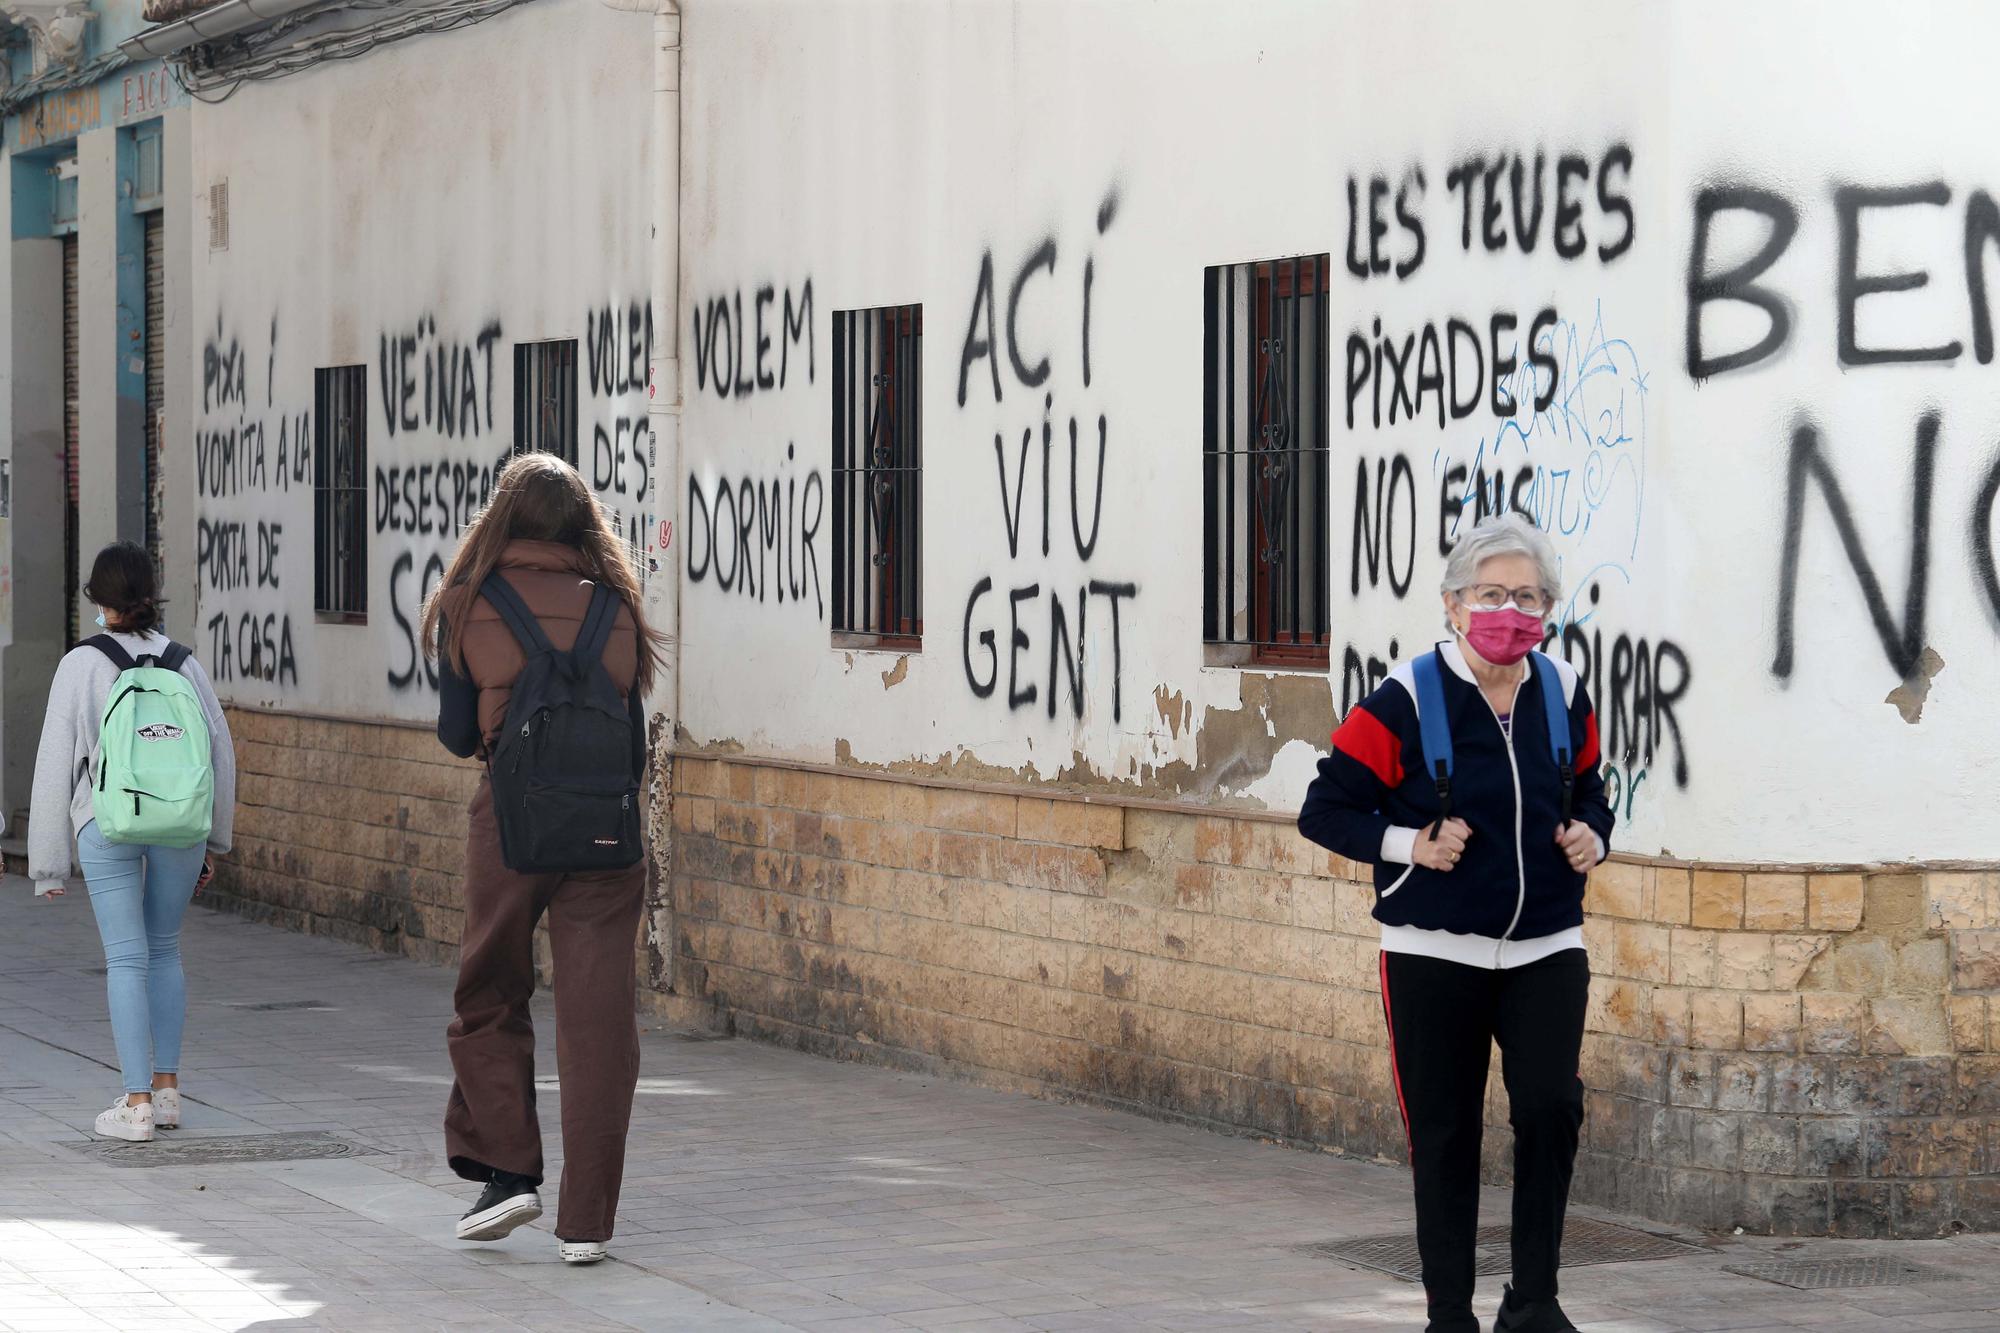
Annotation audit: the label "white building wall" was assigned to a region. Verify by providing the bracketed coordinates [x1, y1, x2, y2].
[677, 0, 2000, 865]
[190, 0, 657, 724]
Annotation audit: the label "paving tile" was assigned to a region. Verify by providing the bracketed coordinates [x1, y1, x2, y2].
[11, 879, 2000, 1330]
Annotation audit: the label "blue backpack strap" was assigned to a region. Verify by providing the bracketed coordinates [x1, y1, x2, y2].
[480, 573, 555, 657]
[154, 641, 193, 674]
[1409, 649, 1454, 835]
[1531, 652, 1575, 823]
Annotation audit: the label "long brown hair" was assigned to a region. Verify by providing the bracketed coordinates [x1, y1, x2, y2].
[421, 452, 667, 691]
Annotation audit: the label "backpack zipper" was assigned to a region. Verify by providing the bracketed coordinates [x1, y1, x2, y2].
[1475, 671, 1529, 968]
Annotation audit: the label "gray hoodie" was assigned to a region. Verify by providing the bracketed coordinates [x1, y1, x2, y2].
[27, 630, 236, 896]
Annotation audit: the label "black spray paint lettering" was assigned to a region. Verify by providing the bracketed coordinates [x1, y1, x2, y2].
[199, 314, 311, 497]
[958, 187, 1136, 721]
[1350, 455, 1416, 597]
[1684, 185, 1800, 380]
[202, 318, 246, 414]
[386, 550, 448, 693]
[1345, 169, 1427, 280]
[195, 519, 282, 593]
[991, 395, 1110, 562]
[1436, 460, 1541, 553]
[196, 417, 312, 498]
[1548, 584, 1693, 789]
[1772, 413, 1937, 682]
[958, 191, 1119, 407]
[684, 444, 825, 617]
[1338, 638, 1403, 718]
[377, 318, 502, 440]
[690, 281, 814, 399]
[204, 610, 298, 688]
[1684, 177, 2000, 378]
[963, 579, 1137, 722]
[1439, 145, 1633, 261]
[373, 451, 510, 537]
[586, 302, 655, 397]
[1345, 309, 1557, 430]
[592, 418, 651, 498]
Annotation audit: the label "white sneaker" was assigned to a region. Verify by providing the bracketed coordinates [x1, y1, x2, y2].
[153, 1087, 181, 1130]
[559, 1240, 607, 1265]
[95, 1095, 154, 1142]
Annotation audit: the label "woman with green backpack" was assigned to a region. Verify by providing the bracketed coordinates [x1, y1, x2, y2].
[27, 542, 236, 1143]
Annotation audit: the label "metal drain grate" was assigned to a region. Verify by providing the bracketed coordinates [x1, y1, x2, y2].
[1724, 1257, 1944, 1290]
[1313, 1218, 1703, 1281]
[71, 1132, 374, 1168]
[228, 1000, 335, 1011]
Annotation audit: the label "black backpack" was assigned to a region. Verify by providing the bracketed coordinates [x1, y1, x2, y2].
[480, 573, 643, 873]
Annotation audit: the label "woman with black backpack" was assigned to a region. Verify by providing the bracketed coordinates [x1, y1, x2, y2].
[421, 452, 665, 1265]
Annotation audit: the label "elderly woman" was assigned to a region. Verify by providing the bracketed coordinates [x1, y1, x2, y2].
[1299, 513, 1613, 1333]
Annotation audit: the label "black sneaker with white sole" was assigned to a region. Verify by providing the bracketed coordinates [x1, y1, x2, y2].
[456, 1175, 542, 1242]
[1493, 1283, 1578, 1333]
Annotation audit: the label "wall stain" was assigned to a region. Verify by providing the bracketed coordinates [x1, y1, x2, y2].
[881, 655, 910, 690]
[1885, 647, 1945, 724]
[799, 671, 1331, 808]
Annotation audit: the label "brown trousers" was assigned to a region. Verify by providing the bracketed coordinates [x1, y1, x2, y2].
[444, 779, 646, 1242]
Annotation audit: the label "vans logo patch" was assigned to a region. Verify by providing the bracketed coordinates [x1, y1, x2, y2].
[136, 723, 184, 741]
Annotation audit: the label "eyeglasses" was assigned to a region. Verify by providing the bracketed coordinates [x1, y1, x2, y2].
[1458, 583, 1552, 614]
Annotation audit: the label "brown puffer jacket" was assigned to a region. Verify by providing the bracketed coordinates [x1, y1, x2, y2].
[453, 539, 640, 753]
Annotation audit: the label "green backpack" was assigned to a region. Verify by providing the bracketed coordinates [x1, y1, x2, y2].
[86, 636, 214, 848]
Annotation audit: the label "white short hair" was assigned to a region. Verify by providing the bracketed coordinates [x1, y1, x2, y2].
[1441, 513, 1561, 601]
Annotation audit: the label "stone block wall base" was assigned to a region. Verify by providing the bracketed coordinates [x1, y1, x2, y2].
[209, 707, 622, 988]
[667, 753, 2000, 1240]
[204, 719, 2000, 1240]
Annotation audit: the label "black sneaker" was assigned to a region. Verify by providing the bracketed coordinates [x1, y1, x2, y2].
[1432, 1296, 1480, 1328]
[1493, 1283, 1578, 1333]
[456, 1173, 542, 1242]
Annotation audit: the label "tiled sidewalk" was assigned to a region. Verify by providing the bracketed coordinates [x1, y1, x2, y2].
[4, 877, 2000, 1332]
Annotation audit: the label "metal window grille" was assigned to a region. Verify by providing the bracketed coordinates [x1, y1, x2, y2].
[513, 340, 578, 465]
[1202, 254, 1331, 664]
[832, 304, 923, 644]
[314, 367, 368, 620]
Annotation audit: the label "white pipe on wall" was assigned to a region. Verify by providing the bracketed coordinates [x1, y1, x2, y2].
[605, 0, 681, 987]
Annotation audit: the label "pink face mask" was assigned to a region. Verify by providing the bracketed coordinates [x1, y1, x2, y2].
[1462, 605, 1545, 666]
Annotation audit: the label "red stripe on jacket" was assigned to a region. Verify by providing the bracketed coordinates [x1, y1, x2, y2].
[1575, 711, 1601, 773]
[1332, 705, 1405, 788]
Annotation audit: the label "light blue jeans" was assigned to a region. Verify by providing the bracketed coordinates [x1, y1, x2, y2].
[75, 821, 206, 1095]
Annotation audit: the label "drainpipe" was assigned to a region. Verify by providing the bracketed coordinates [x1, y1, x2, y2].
[603, 0, 682, 990]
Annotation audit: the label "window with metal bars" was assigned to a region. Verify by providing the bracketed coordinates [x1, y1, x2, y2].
[513, 339, 578, 465]
[314, 367, 368, 621]
[1202, 255, 1331, 666]
[832, 304, 923, 646]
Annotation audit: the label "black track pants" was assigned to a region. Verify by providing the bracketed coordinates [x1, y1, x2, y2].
[1378, 947, 1588, 1309]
